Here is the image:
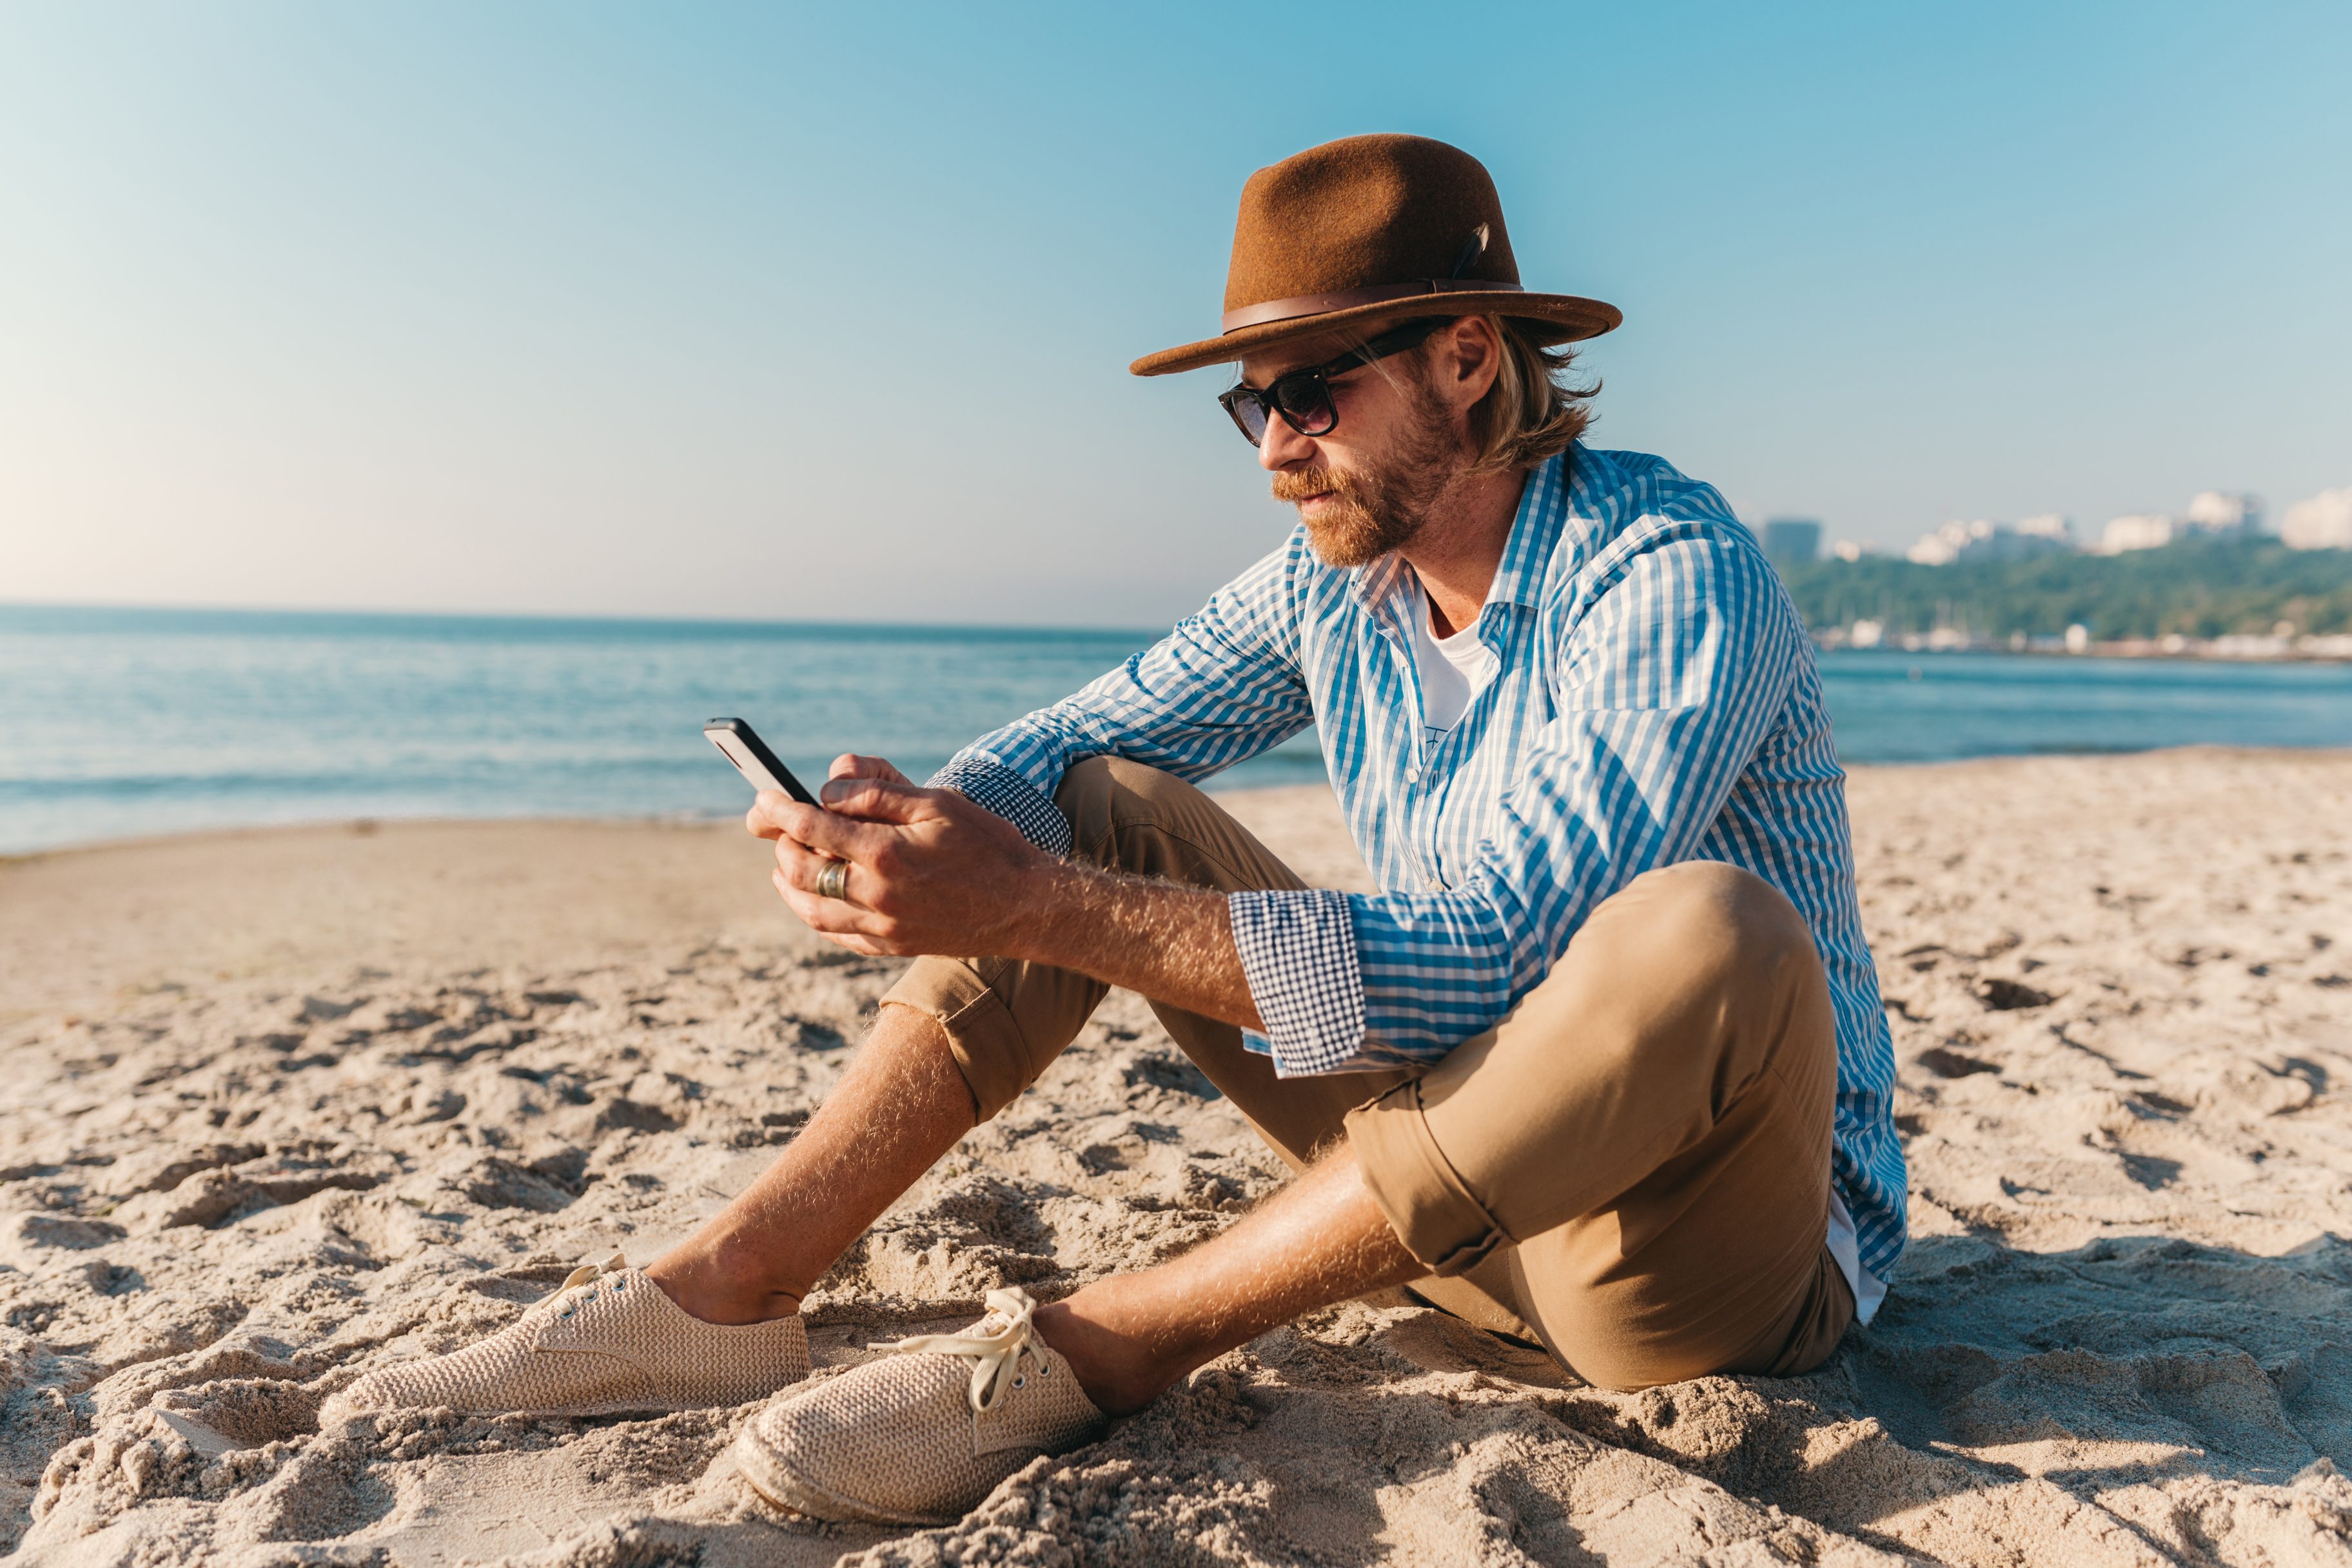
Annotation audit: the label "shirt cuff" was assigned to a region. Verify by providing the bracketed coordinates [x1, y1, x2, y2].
[1229, 888, 1370, 1075]
[926, 756, 1073, 858]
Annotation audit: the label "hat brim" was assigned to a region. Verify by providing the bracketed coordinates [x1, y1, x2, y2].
[1128, 290, 1621, 377]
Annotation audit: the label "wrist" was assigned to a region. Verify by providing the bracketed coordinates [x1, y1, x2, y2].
[1000, 854, 1088, 966]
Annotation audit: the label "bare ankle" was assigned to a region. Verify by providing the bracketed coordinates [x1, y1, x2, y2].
[645, 1243, 805, 1326]
[1029, 1296, 1190, 1416]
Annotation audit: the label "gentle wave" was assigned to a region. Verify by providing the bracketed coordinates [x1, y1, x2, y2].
[3, 604, 2347, 852]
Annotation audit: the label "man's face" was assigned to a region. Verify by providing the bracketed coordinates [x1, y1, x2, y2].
[1237, 328, 1467, 568]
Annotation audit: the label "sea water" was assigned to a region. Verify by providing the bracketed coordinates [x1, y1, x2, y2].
[5, 603, 2350, 854]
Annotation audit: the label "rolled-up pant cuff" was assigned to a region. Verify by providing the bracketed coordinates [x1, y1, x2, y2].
[1346, 1078, 1510, 1277]
[879, 959, 1035, 1124]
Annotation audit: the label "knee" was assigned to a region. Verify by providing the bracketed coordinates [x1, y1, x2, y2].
[1595, 861, 1819, 998]
[1052, 757, 1120, 842]
[1052, 757, 1202, 866]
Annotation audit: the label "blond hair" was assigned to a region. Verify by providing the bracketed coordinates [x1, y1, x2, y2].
[1462, 314, 1594, 474]
[1329, 313, 1596, 474]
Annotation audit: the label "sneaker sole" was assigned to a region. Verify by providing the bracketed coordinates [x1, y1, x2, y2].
[729, 1423, 959, 1527]
[325, 1379, 808, 1426]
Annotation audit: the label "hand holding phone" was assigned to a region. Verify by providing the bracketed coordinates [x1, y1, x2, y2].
[704, 718, 820, 806]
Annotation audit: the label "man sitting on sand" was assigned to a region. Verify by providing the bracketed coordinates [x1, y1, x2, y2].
[328, 134, 1906, 1527]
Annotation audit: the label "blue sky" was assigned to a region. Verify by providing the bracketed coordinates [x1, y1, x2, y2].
[5, 2, 2347, 627]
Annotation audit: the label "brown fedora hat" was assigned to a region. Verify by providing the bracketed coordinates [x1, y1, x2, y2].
[1130, 133, 1620, 378]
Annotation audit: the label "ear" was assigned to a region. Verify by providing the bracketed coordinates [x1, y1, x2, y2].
[1436, 317, 1504, 415]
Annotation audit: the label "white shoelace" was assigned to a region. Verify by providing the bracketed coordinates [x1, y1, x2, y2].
[870, 1286, 1049, 1414]
[540, 1253, 628, 1319]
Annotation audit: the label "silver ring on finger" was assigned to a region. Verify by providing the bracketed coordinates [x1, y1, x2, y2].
[816, 858, 850, 901]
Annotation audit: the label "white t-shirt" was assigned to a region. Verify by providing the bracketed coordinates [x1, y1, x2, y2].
[1410, 585, 1491, 741]
[1827, 1191, 1886, 1324]
[1409, 582, 1886, 1325]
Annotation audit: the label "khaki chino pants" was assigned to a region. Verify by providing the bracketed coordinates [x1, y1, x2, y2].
[883, 758, 1854, 1389]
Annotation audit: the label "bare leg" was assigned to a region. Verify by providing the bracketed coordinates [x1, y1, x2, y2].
[647, 987, 1420, 1409]
[1032, 1146, 1420, 1415]
[646, 1004, 975, 1324]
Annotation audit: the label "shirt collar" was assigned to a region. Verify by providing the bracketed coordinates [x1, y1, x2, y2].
[1352, 551, 1407, 611]
[1485, 449, 1573, 611]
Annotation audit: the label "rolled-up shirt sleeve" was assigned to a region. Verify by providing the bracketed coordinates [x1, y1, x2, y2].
[926, 538, 1318, 851]
[1233, 531, 1803, 1076]
[1227, 888, 1364, 1069]
[925, 755, 1075, 857]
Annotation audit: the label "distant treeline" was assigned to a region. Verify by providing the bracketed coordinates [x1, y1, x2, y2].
[1774, 536, 2352, 638]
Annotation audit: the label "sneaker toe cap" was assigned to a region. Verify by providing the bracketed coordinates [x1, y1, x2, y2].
[736, 1362, 981, 1522]
[318, 1366, 423, 1424]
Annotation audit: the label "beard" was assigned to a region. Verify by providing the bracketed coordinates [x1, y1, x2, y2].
[1269, 379, 1463, 568]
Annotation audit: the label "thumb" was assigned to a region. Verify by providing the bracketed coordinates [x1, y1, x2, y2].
[818, 776, 938, 825]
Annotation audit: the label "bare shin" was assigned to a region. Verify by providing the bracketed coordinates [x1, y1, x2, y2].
[646, 1002, 977, 1324]
[1034, 1144, 1422, 1414]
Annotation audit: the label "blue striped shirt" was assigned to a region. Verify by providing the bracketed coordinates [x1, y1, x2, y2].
[931, 445, 1906, 1282]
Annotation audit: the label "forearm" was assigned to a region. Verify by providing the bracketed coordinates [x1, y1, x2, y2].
[1012, 859, 1264, 1032]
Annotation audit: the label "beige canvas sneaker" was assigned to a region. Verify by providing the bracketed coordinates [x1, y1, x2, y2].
[732, 1286, 1105, 1525]
[322, 1255, 808, 1423]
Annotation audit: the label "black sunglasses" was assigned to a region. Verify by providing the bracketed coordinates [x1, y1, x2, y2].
[1217, 317, 1446, 447]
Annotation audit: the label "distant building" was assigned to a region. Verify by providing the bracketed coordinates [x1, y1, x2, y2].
[1906, 518, 2075, 566]
[1907, 520, 1988, 565]
[2283, 488, 2352, 551]
[2098, 495, 2262, 553]
[1760, 518, 1821, 570]
[2184, 491, 2262, 536]
[2099, 513, 2177, 553]
[1830, 538, 1872, 562]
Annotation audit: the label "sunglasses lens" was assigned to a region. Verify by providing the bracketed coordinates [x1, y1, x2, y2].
[1225, 393, 1268, 445]
[1274, 377, 1337, 435]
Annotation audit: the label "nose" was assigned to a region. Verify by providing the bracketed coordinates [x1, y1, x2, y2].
[1257, 408, 1318, 472]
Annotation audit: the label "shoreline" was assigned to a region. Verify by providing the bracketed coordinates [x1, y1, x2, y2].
[9, 738, 2342, 865]
[1819, 634, 2352, 661]
[9, 740, 2352, 867]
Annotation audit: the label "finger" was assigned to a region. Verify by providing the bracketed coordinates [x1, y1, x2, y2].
[772, 835, 856, 901]
[772, 797, 899, 861]
[818, 930, 885, 956]
[745, 789, 801, 841]
[830, 754, 911, 786]
[774, 838, 907, 925]
[770, 867, 892, 940]
[816, 776, 937, 824]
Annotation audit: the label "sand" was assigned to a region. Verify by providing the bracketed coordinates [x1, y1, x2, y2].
[4, 749, 2351, 1566]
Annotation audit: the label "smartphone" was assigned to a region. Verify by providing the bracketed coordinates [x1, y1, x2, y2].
[703, 718, 821, 806]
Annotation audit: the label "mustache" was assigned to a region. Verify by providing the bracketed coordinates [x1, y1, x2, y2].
[1270, 467, 1358, 505]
